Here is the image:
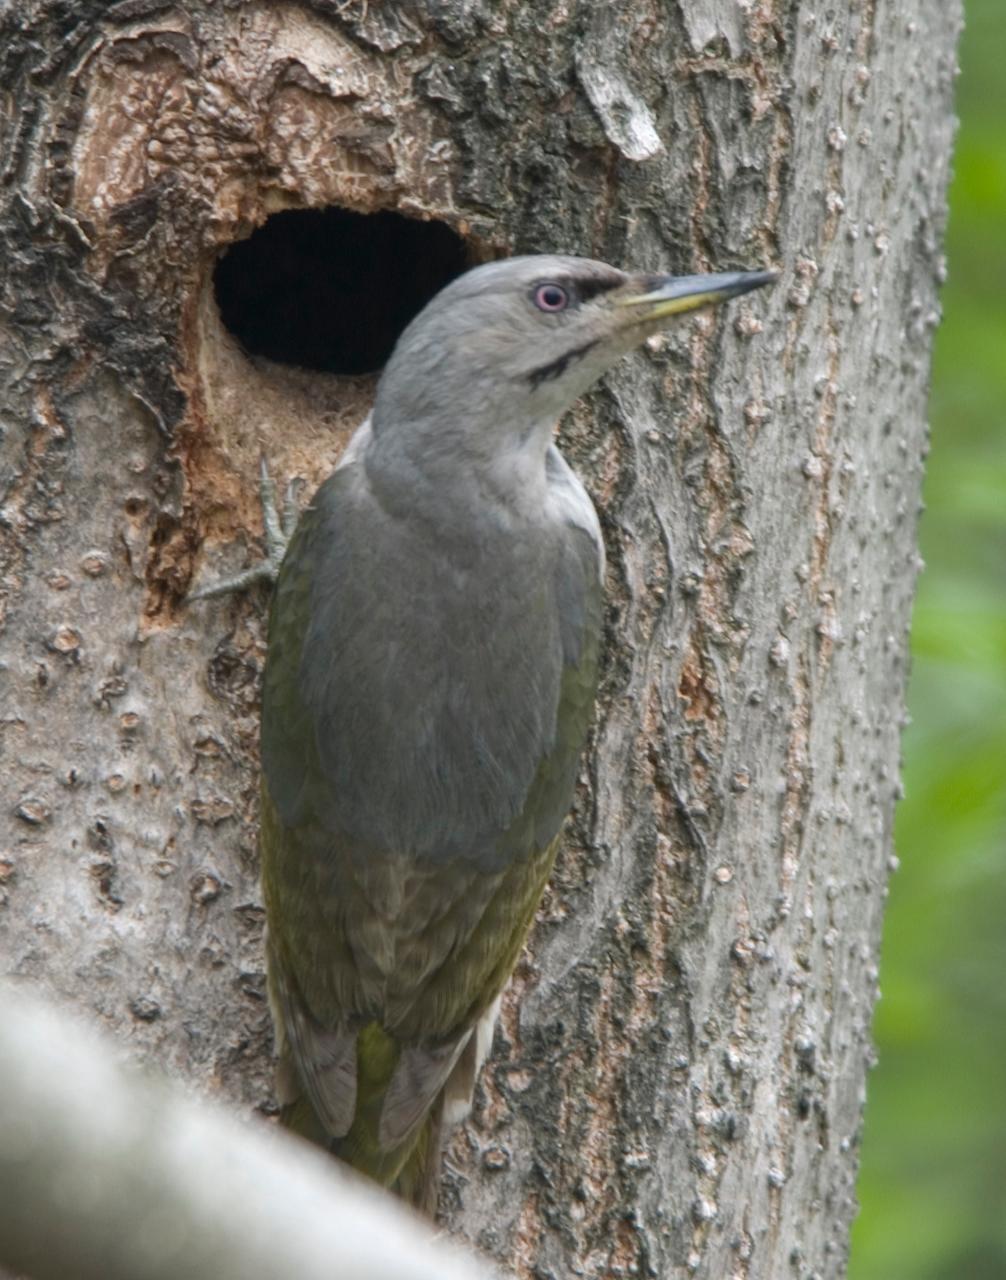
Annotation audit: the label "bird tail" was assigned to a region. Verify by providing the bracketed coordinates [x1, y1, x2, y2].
[388, 1098, 443, 1214]
[279, 1088, 444, 1214]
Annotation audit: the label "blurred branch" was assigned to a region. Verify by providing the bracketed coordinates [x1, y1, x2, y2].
[0, 987, 495, 1280]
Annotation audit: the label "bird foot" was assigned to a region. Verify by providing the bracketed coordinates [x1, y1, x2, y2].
[186, 457, 302, 603]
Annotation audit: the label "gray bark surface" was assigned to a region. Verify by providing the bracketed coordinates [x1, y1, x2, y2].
[0, 3, 958, 1278]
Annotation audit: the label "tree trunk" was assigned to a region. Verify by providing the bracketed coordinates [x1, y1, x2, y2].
[0, 3, 958, 1277]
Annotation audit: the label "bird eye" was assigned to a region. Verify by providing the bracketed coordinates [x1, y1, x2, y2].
[533, 283, 569, 312]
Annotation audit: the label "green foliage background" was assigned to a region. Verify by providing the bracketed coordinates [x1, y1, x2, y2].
[850, 1, 1006, 1276]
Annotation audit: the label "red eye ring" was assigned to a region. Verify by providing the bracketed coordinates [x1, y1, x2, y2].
[533, 282, 569, 312]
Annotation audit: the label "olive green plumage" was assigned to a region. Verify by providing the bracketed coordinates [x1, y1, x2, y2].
[260, 462, 601, 1204]
[255, 254, 774, 1210]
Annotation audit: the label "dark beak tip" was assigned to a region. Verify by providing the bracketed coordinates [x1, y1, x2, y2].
[745, 269, 780, 291]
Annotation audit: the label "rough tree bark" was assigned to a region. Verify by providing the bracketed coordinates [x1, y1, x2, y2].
[0, 3, 958, 1278]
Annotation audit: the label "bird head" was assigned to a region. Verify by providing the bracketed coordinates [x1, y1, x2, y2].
[373, 254, 776, 450]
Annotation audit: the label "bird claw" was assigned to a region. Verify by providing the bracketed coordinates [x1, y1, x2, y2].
[185, 457, 299, 604]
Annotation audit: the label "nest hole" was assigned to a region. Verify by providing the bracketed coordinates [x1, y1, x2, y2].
[213, 207, 470, 376]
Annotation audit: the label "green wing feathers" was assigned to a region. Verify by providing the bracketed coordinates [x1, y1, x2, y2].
[262, 775, 560, 1195]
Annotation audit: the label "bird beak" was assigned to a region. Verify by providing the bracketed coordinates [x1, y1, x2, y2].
[615, 269, 778, 324]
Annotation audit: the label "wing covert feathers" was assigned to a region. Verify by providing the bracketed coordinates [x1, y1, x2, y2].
[270, 956, 357, 1138]
[380, 1033, 472, 1149]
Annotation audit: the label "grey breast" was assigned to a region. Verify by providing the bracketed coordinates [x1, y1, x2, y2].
[293, 453, 596, 870]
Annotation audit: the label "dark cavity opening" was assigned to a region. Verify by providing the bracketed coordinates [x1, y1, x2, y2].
[213, 207, 469, 375]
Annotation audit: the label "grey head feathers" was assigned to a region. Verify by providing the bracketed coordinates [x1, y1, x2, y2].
[371, 255, 631, 450]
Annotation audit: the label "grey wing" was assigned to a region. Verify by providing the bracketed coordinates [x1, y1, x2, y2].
[376, 454, 604, 1144]
[264, 435, 604, 1151]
